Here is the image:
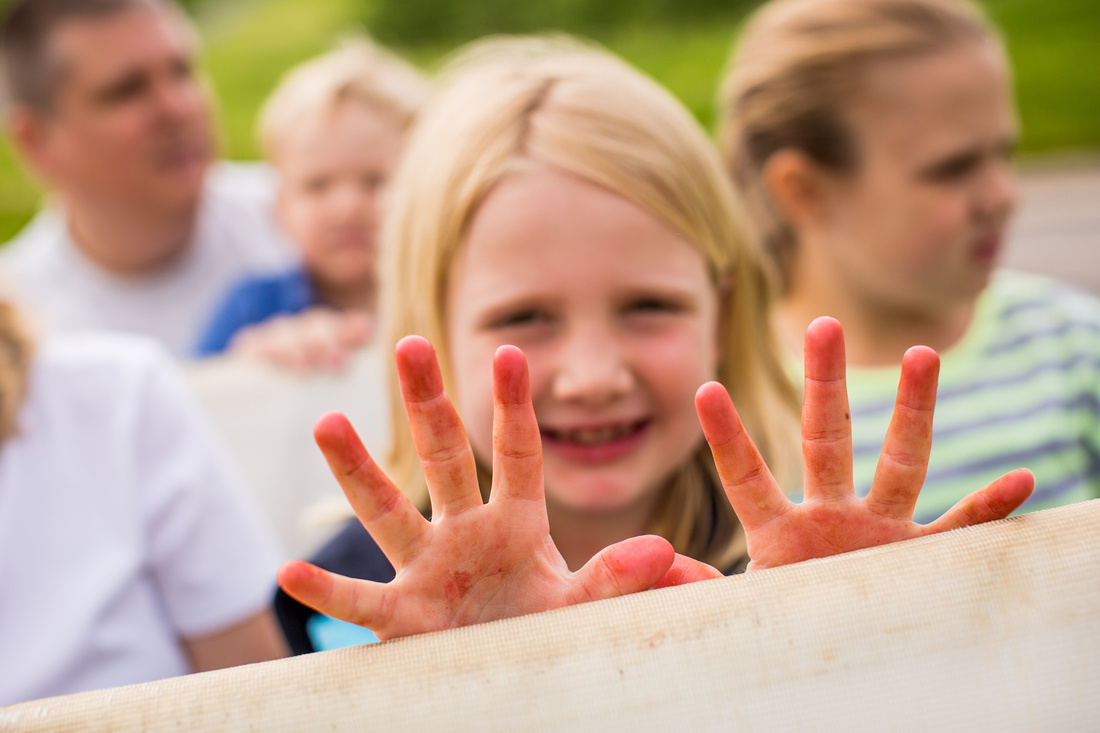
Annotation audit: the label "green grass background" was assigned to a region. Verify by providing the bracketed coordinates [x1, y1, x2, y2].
[0, 0, 1096, 241]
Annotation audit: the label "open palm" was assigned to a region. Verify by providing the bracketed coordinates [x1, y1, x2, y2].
[693, 317, 1034, 572]
[277, 336, 674, 640]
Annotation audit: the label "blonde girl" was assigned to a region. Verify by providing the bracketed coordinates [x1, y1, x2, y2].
[719, 0, 1099, 522]
[277, 37, 1033, 641]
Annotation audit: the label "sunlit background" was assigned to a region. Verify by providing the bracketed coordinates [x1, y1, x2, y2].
[0, 0, 1096, 243]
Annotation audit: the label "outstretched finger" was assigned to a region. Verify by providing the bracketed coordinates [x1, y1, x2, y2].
[314, 412, 430, 567]
[277, 560, 391, 633]
[566, 535, 675, 605]
[490, 345, 545, 506]
[865, 346, 939, 519]
[396, 336, 483, 516]
[696, 381, 791, 532]
[922, 468, 1035, 535]
[801, 317, 854, 501]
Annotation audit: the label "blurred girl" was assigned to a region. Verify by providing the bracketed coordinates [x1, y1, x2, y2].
[719, 0, 1099, 522]
[275, 38, 1032, 648]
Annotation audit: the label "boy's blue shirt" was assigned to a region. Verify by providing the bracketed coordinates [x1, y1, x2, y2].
[194, 267, 317, 356]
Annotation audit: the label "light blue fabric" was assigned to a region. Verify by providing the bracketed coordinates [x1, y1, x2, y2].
[306, 614, 380, 651]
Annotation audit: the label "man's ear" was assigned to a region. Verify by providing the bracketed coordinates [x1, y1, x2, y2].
[6, 104, 56, 179]
[761, 148, 830, 234]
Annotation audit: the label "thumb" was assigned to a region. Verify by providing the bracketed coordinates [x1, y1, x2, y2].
[566, 535, 674, 605]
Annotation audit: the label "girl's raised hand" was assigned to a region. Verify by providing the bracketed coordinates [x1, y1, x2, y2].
[277, 336, 675, 640]
[695, 316, 1035, 572]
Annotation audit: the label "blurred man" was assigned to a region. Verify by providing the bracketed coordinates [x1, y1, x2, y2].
[0, 0, 293, 357]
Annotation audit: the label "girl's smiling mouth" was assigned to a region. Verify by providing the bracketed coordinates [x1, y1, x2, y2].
[970, 233, 1002, 264]
[540, 419, 650, 462]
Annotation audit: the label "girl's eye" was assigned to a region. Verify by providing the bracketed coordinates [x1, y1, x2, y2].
[627, 298, 683, 315]
[923, 153, 982, 182]
[491, 309, 549, 329]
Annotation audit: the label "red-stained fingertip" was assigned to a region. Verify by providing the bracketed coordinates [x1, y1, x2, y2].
[695, 380, 729, 406]
[493, 345, 530, 405]
[901, 344, 940, 376]
[395, 335, 444, 401]
[806, 315, 843, 339]
[600, 534, 676, 590]
[803, 316, 845, 381]
[313, 410, 348, 432]
[276, 559, 322, 595]
[695, 381, 736, 435]
[313, 410, 353, 445]
[395, 334, 432, 353]
[494, 344, 525, 360]
[1000, 467, 1036, 504]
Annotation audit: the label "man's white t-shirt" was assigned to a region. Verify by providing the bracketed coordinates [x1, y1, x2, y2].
[0, 162, 295, 358]
[0, 333, 283, 706]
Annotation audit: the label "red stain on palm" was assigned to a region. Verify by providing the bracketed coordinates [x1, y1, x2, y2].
[445, 571, 473, 604]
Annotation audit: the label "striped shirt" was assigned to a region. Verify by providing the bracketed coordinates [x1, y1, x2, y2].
[791, 270, 1100, 524]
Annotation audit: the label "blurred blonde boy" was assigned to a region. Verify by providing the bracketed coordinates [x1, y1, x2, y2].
[195, 39, 429, 371]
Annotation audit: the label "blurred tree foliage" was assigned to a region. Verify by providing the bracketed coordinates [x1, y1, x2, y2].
[366, 0, 755, 45]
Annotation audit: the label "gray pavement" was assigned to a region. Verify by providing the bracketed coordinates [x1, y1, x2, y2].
[1004, 154, 1100, 295]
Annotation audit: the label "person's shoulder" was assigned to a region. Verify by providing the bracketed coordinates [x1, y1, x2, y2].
[35, 332, 175, 385]
[205, 161, 278, 206]
[978, 270, 1100, 362]
[225, 268, 307, 299]
[0, 209, 67, 273]
[989, 270, 1100, 326]
[199, 161, 295, 264]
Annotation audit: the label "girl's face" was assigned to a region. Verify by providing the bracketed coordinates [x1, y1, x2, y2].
[810, 40, 1018, 312]
[447, 166, 720, 519]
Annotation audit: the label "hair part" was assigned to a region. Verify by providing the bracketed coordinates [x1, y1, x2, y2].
[258, 37, 430, 162]
[0, 0, 184, 113]
[381, 36, 800, 572]
[719, 0, 999, 291]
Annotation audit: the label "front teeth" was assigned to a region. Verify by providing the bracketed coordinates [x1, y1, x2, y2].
[554, 424, 638, 444]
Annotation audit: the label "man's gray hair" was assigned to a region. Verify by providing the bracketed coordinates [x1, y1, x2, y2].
[0, 0, 179, 112]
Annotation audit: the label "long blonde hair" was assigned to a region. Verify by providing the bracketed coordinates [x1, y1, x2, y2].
[381, 37, 799, 571]
[0, 299, 34, 444]
[719, 0, 998, 291]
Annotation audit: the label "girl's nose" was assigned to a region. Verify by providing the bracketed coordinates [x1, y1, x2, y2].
[551, 331, 634, 405]
[976, 156, 1019, 221]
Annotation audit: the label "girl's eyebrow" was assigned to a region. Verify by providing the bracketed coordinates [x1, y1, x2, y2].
[617, 282, 701, 304]
[916, 136, 1018, 180]
[472, 293, 557, 325]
